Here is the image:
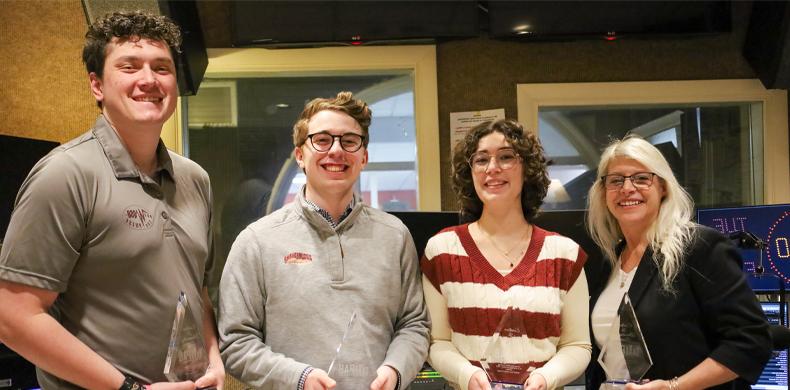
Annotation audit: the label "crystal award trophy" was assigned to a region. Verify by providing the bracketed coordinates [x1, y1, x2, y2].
[164, 291, 211, 383]
[327, 311, 378, 389]
[480, 306, 530, 390]
[598, 294, 652, 389]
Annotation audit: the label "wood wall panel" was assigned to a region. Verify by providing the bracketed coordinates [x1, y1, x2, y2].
[0, 0, 97, 144]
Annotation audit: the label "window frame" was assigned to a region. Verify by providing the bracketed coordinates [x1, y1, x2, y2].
[162, 45, 440, 211]
[517, 79, 790, 204]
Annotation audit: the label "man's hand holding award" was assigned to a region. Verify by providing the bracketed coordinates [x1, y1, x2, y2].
[327, 311, 379, 389]
[164, 292, 215, 389]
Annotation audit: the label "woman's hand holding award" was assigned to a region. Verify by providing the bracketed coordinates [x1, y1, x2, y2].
[480, 306, 531, 390]
[598, 294, 652, 389]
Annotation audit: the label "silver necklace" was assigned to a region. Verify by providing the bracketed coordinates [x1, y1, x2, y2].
[619, 269, 629, 288]
[619, 248, 639, 288]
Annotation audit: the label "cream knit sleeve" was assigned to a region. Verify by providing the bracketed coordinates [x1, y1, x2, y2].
[531, 269, 592, 389]
[423, 274, 483, 390]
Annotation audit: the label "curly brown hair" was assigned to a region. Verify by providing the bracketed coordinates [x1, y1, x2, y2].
[452, 119, 550, 222]
[82, 11, 182, 79]
[292, 91, 372, 148]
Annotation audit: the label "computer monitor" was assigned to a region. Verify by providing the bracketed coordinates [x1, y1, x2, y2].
[388, 209, 604, 266]
[0, 343, 37, 389]
[0, 135, 58, 240]
[754, 302, 789, 390]
[388, 211, 460, 259]
[697, 204, 790, 292]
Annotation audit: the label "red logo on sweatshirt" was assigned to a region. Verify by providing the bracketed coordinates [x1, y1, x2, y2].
[284, 252, 313, 264]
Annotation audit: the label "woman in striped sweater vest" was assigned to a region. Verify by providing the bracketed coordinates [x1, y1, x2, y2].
[421, 119, 591, 390]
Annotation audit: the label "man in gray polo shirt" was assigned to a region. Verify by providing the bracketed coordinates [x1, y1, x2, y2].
[0, 11, 224, 390]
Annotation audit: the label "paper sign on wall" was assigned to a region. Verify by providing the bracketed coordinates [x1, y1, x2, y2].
[450, 108, 506, 148]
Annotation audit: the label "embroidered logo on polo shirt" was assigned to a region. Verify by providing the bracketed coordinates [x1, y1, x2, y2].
[123, 206, 154, 230]
[283, 252, 312, 264]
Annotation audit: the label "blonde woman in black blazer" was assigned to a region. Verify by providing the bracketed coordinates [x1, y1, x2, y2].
[584, 135, 771, 390]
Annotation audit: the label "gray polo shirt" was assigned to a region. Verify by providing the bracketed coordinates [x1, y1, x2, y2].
[0, 116, 214, 388]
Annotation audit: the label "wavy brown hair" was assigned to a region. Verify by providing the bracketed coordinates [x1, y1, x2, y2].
[82, 11, 182, 109]
[452, 119, 550, 222]
[292, 91, 372, 148]
[83, 11, 182, 79]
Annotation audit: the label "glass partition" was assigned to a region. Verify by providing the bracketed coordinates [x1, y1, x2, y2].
[539, 102, 762, 210]
[517, 80, 789, 210]
[186, 73, 418, 297]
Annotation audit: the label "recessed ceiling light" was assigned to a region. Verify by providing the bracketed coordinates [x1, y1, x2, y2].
[513, 24, 531, 34]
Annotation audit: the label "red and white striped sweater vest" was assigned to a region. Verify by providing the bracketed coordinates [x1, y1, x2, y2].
[420, 223, 587, 381]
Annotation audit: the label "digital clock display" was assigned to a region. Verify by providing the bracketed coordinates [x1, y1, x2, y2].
[697, 204, 790, 292]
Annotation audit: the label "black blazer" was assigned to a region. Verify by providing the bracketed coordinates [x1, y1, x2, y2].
[585, 226, 772, 390]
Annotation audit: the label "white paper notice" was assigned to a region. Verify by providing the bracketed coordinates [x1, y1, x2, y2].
[450, 108, 506, 147]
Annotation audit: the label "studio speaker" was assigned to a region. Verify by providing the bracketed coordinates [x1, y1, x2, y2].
[81, 0, 208, 96]
[743, 1, 790, 90]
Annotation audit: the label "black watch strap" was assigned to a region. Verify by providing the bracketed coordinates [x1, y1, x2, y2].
[119, 376, 145, 390]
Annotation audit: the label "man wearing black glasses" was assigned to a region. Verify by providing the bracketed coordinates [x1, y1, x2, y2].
[218, 91, 430, 390]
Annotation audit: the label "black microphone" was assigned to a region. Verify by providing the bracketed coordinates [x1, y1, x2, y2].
[729, 230, 767, 273]
[729, 230, 766, 249]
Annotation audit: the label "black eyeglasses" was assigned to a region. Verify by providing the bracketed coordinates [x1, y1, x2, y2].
[306, 132, 366, 153]
[468, 149, 521, 173]
[601, 172, 658, 190]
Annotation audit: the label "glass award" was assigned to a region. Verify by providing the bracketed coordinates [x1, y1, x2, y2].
[480, 306, 530, 390]
[327, 311, 378, 389]
[164, 291, 211, 383]
[598, 294, 652, 390]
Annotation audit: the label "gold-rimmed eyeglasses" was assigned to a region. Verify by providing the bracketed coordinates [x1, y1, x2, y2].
[601, 172, 658, 190]
[468, 149, 521, 173]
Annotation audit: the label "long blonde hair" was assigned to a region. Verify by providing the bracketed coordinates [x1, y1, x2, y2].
[586, 135, 695, 291]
